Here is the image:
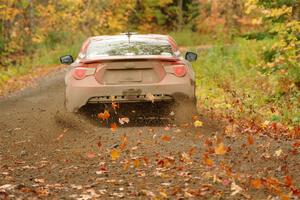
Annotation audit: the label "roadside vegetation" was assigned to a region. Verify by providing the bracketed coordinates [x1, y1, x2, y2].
[195, 38, 299, 129]
[0, 0, 299, 130]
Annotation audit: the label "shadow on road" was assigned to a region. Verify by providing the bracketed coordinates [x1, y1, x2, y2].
[78, 102, 174, 127]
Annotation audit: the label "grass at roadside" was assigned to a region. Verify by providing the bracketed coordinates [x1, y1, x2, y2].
[169, 30, 213, 46]
[169, 29, 228, 46]
[193, 38, 299, 128]
[0, 38, 83, 94]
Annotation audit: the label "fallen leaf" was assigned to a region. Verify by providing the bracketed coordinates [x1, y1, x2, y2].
[266, 177, 279, 187]
[142, 157, 150, 166]
[164, 126, 170, 131]
[153, 133, 157, 139]
[123, 158, 130, 170]
[161, 182, 171, 187]
[274, 149, 283, 157]
[111, 149, 120, 161]
[112, 192, 124, 198]
[133, 159, 140, 168]
[204, 139, 213, 147]
[285, 175, 293, 187]
[180, 123, 189, 128]
[250, 179, 263, 189]
[213, 174, 220, 183]
[159, 190, 168, 198]
[157, 156, 175, 168]
[20, 187, 33, 193]
[146, 93, 155, 103]
[111, 102, 119, 110]
[96, 168, 107, 175]
[70, 184, 83, 190]
[291, 187, 300, 196]
[110, 123, 117, 132]
[188, 146, 197, 156]
[97, 141, 102, 149]
[192, 115, 199, 120]
[262, 120, 270, 128]
[119, 135, 127, 151]
[0, 184, 15, 190]
[281, 194, 290, 200]
[184, 191, 194, 198]
[63, 128, 69, 133]
[131, 146, 138, 151]
[215, 142, 227, 155]
[231, 182, 243, 196]
[180, 152, 192, 164]
[99, 189, 107, 195]
[174, 129, 182, 133]
[292, 140, 300, 148]
[247, 135, 254, 145]
[222, 179, 231, 186]
[119, 117, 129, 125]
[141, 189, 156, 197]
[203, 156, 213, 166]
[56, 134, 64, 141]
[161, 135, 171, 142]
[194, 120, 203, 127]
[35, 188, 49, 197]
[34, 178, 45, 184]
[97, 110, 110, 120]
[86, 152, 96, 159]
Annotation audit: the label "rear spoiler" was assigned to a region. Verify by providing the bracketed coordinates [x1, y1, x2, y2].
[80, 55, 180, 64]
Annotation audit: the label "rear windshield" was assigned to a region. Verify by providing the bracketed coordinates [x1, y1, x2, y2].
[86, 37, 174, 58]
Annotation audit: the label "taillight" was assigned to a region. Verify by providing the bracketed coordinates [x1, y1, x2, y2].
[173, 65, 186, 77]
[72, 67, 96, 80]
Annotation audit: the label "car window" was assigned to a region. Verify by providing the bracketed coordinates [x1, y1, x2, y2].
[86, 37, 174, 58]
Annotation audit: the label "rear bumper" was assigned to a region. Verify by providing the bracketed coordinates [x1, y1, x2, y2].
[65, 74, 195, 112]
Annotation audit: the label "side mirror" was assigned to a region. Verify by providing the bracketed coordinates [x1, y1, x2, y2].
[60, 55, 74, 64]
[185, 52, 197, 62]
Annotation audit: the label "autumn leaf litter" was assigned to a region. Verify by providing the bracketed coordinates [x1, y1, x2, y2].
[1, 102, 300, 199]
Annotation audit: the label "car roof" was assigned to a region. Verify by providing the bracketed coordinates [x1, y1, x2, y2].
[90, 34, 170, 42]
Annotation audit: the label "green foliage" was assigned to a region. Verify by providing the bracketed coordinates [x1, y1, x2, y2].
[0, 35, 83, 87]
[258, 0, 298, 8]
[0, 35, 4, 53]
[245, 0, 300, 95]
[128, 0, 199, 32]
[242, 32, 276, 40]
[44, 31, 69, 49]
[193, 38, 299, 126]
[169, 30, 213, 46]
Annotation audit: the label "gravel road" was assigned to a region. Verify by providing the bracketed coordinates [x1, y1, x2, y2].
[0, 68, 299, 199]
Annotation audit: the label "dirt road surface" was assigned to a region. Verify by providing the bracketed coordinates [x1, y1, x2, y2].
[0, 68, 299, 199]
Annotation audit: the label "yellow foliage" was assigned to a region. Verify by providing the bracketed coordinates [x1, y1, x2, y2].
[159, 0, 173, 7]
[245, 0, 300, 90]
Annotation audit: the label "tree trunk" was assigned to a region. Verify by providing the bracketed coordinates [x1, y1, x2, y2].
[292, 2, 300, 20]
[178, 0, 183, 31]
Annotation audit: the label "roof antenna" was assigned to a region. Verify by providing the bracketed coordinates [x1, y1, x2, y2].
[126, 31, 132, 43]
